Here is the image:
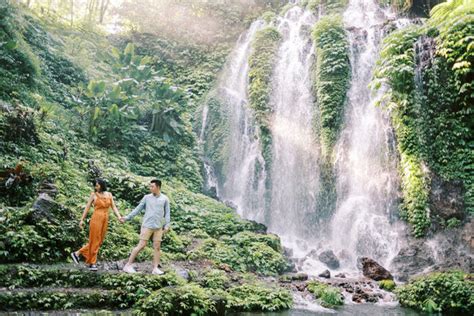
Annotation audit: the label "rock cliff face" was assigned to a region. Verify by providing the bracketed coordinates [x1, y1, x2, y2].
[391, 220, 473, 281]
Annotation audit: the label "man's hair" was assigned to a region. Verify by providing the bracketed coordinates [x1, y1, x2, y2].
[94, 178, 107, 192]
[150, 179, 162, 188]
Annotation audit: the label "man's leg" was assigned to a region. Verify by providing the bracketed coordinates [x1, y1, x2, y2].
[152, 229, 163, 269]
[126, 239, 147, 266]
[125, 227, 151, 268]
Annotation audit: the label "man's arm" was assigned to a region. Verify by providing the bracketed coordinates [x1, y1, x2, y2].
[163, 198, 171, 230]
[124, 196, 146, 221]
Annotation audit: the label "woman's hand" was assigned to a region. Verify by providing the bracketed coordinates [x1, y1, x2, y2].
[79, 219, 84, 229]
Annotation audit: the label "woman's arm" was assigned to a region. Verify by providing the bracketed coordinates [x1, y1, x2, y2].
[79, 193, 94, 229]
[110, 193, 122, 220]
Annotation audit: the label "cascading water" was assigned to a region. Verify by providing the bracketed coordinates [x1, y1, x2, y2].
[199, 20, 268, 222]
[202, 0, 409, 277]
[267, 6, 320, 244]
[325, 0, 402, 271]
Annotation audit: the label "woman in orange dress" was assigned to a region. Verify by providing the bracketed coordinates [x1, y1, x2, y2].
[71, 179, 122, 271]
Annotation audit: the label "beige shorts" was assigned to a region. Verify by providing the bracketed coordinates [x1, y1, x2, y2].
[139, 226, 163, 242]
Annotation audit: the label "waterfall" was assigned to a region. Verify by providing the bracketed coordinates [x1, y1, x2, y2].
[202, 0, 410, 276]
[327, 0, 402, 270]
[267, 6, 320, 243]
[200, 20, 267, 222]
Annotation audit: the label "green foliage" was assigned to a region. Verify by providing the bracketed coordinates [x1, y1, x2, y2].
[307, 280, 344, 307]
[248, 26, 281, 170]
[0, 288, 120, 311]
[199, 96, 230, 184]
[0, 3, 40, 100]
[136, 283, 218, 316]
[188, 232, 288, 276]
[311, 15, 350, 156]
[200, 269, 230, 290]
[0, 264, 184, 310]
[226, 283, 292, 312]
[0, 204, 80, 263]
[373, 0, 473, 235]
[379, 279, 396, 291]
[396, 271, 474, 313]
[262, 11, 277, 24]
[399, 153, 431, 237]
[446, 217, 462, 228]
[305, 0, 348, 14]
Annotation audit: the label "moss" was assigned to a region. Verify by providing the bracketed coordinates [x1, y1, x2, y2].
[379, 279, 396, 291]
[305, 0, 348, 14]
[261, 11, 277, 24]
[399, 153, 431, 237]
[311, 15, 350, 157]
[248, 26, 281, 173]
[200, 96, 230, 184]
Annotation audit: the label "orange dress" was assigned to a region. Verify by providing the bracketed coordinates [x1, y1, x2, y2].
[79, 193, 111, 264]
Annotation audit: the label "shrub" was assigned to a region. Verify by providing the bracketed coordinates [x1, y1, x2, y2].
[200, 269, 230, 290]
[307, 281, 344, 307]
[227, 283, 292, 312]
[136, 283, 217, 316]
[396, 271, 474, 313]
[379, 279, 396, 291]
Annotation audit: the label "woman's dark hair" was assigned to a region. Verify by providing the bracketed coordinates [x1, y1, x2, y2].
[94, 178, 107, 192]
[150, 179, 161, 188]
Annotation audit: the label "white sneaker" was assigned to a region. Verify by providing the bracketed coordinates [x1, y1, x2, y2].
[152, 267, 164, 275]
[123, 264, 137, 274]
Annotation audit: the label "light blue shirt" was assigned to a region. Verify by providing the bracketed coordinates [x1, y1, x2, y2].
[125, 193, 170, 229]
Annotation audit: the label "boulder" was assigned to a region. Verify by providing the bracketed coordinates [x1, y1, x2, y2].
[318, 269, 331, 279]
[318, 250, 340, 269]
[391, 240, 435, 281]
[31, 193, 73, 224]
[175, 268, 190, 281]
[359, 257, 393, 281]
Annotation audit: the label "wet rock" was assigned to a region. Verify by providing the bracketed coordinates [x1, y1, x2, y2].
[391, 240, 435, 281]
[279, 272, 308, 283]
[31, 193, 73, 224]
[38, 180, 58, 198]
[292, 273, 308, 281]
[335, 273, 346, 278]
[318, 269, 331, 278]
[296, 283, 307, 291]
[429, 174, 465, 221]
[318, 250, 340, 269]
[359, 257, 393, 281]
[175, 268, 190, 281]
[283, 246, 294, 258]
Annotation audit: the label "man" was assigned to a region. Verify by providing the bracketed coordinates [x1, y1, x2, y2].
[121, 179, 170, 275]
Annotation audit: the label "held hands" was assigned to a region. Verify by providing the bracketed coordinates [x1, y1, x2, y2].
[119, 216, 126, 224]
